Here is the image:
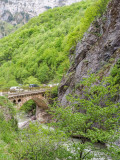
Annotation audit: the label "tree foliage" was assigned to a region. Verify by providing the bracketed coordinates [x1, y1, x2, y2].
[50, 74, 120, 159]
[0, 0, 110, 88]
[20, 99, 36, 115]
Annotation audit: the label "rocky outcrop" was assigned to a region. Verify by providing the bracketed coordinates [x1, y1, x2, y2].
[58, 0, 120, 106]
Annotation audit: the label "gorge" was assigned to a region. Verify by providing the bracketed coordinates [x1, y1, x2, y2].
[0, 0, 120, 159]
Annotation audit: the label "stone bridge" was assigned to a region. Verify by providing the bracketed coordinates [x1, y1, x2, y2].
[7, 89, 51, 122]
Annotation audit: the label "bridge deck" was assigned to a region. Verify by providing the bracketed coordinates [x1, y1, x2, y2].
[1, 89, 50, 99]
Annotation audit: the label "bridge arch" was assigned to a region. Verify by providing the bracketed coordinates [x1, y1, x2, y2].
[19, 96, 48, 109]
[19, 96, 49, 122]
[8, 91, 51, 123]
[13, 99, 16, 104]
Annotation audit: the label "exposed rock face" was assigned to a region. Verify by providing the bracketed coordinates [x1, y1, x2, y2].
[0, 0, 82, 25]
[58, 0, 120, 106]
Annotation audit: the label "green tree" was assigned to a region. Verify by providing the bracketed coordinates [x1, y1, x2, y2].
[37, 64, 50, 83]
[0, 0, 104, 87]
[50, 74, 120, 159]
[20, 99, 36, 115]
[24, 76, 39, 85]
[111, 59, 120, 84]
[12, 123, 73, 160]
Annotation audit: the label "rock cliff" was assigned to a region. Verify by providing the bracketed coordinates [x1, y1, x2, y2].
[58, 0, 120, 106]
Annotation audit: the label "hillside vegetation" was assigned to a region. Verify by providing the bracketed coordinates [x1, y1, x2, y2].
[0, 0, 109, 89]
[0, 21, 21, 38]
[1, 0, 120, 159]
[0, 96, 18, 159]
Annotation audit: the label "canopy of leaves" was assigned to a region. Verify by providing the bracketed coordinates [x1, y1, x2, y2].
[50, 73, 120, 159]
[20, 99, 36, 114]
[111, 59, 120, 84]
[0, 96, 18, 159]
[0, 0, 110, 89]
[52, 74, 120, 142]
[0, 20, 21, 38]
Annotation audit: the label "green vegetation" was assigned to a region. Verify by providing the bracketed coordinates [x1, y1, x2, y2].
[0, 0, 109, 89]
[0, 20, 21, 38]
[0, 72, 120, 159]
[50, 86, 58, 98]
[20, 99, 36, 115]
[12, 123, 72, 160]
[0, 97, 69, 160]
[0, 96, 17, 160]
[1, 0, 117, 159]
[50, 73, 120, 159]
[111, 59, 120, 84]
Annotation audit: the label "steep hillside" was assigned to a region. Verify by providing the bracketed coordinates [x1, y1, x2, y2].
[0, 0, 82, 23]
[0, 0, 99, 89]
[0, 0, 82, 38]
[58, 0, 120, 106]
[0, 20, 21, 38]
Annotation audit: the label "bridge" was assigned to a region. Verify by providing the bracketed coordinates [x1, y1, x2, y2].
[2, 89, 51, 123]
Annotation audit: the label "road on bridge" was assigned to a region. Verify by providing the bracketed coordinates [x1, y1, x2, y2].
[0, 88, 50, 98]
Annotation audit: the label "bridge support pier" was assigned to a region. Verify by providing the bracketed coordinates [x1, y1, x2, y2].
[36, 105, 51, 123]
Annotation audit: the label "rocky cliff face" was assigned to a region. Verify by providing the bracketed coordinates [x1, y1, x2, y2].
[58, 0, 120, 106]
[0, 0, 81, 25]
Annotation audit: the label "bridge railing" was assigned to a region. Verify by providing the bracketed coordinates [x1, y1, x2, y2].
[0, 87, 52, 96]
[0, 88, 9, 96]
[0, 84, 59, 96]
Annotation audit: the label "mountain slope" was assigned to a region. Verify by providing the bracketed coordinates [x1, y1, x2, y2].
[58, 0, 120, 106]
[0, 0, 82, 38]
[0, 0, 94, 88]
[0, 20, 21, 38]
[0, 0, 109, 89]
[0, 0, 82, 23]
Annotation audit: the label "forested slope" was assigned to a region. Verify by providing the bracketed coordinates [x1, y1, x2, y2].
[1, 0, 120, 159]
[0, 21, 20, 38]
[0, 0, 108, 88]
